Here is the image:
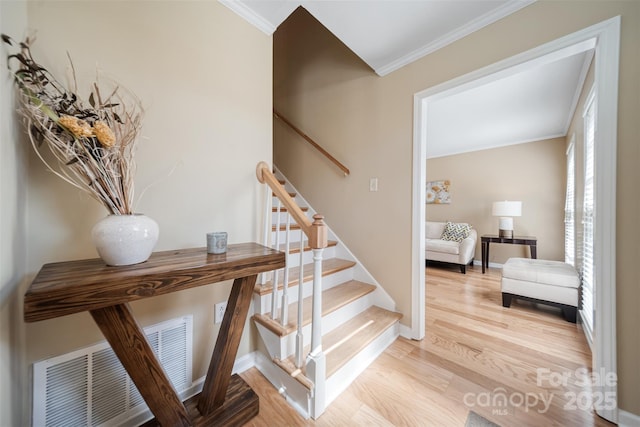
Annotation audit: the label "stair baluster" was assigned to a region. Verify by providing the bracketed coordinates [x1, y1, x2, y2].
[295, 227, 305, 368]
[307, 244, 326, 418]
[271, 198, 282, 320]
[260, 182, 272, 286]
[256, 162, 329, 418]
[310, 247, 323, 356]
[280, 212, 291, 326]
[255, 163, 402, 420]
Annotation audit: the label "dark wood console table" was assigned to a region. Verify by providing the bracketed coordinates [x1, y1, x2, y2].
[24, 242, 284, 426]
[481, 235, 537, 273]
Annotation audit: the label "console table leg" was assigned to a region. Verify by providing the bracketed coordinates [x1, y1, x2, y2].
[90, 303, 191, 427]
[198, 274, 258, 416]
[486, 241, 490, 272]
[531, 244, 537, 259]
[481, 241, 489, 273]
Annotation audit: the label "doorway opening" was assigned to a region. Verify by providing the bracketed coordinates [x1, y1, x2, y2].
[411, 16, 620, 423]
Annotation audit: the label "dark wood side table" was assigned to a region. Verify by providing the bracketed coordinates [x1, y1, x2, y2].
[481, 235, 537, 273]
[24, 242, 285, 427]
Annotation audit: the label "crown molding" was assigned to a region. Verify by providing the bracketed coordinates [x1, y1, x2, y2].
[375, 0, 536, 76]
[219, 0, 277, 35]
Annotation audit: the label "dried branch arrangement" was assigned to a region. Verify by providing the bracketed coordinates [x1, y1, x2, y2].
[2, 34, 144, 215]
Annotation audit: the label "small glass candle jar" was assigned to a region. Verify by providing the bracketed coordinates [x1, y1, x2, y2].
[207, 232, 227, 254]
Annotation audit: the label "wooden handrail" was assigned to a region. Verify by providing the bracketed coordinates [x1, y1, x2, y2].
[256, 161, 327, 415]
[256, 162, 327, 249]
[273, 109, 350, 176]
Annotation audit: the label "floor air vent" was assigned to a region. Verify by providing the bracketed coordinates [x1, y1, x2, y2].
[33, 315, 193, 427]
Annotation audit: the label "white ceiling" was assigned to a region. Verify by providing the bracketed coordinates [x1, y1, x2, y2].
[222, 0, 534, 75]
[426, 48, 594, 158]
[221, 0, 593, 158]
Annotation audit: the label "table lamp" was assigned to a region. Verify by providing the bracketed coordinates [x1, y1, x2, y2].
[492, 201, 522, 238]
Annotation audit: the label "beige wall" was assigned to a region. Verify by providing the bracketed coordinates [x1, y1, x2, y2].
[1, 2, 29, 425]
[2, 1, 272, 423]
[426, 138, 566, 264]
[274, 2, 639, 415]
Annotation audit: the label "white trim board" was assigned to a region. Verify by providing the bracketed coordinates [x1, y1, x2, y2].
[619, 409, 640, 427]
[219, 0, 278, 35]
[375, 0, 535, 76]
[413, 16, 620, 423]
[472, 260, 503, 270]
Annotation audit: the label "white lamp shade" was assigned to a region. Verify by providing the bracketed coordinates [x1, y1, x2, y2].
[492, 201, 522, 217]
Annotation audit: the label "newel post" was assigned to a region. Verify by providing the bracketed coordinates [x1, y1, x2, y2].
[307, 214, 327, 418]
[309, 214, 328, 250]
[309, 215, 327, 351]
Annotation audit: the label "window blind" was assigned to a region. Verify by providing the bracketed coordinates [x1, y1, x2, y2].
[581, 89, 596, 334]
[565, 140, 575, 266]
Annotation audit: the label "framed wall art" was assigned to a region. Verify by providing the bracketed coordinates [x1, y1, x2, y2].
[426, 180, 451, 204]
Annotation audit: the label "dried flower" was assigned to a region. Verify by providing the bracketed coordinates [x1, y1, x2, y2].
[2, 33, 144, 215]
[58, 115, 94, 138]
[93, 121, 116, 148]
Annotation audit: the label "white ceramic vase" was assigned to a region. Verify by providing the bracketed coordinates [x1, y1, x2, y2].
[91, 214, 159, 266]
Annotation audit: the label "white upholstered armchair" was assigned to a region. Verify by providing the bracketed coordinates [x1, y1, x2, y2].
[425, 221, 477, 273]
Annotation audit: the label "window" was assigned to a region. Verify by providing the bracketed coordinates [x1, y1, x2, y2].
[565, 138, 575, 266]
[581, 87, 596, 335]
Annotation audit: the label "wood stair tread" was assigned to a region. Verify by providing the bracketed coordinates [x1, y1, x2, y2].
[272, 206, 309, 212]
[276, 306, 402, 387]
[272, 224, 302, 231]
[278, 240, 337, 254]
[323, 306, 402, 377]
[273, 191, 296, 198]
[253, 280, 376, 336]
[254, 258, 356, 296]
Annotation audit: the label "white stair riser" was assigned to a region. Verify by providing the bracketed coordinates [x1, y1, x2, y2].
[271, 201, 304, 216]
[280, 246, 337, 268]
[270, 230, 337, 247]
[256, 247, 337, 271]
[271, 229, 302, 244]
[325, 321, 400, 406]
[254, 268, 356, 315]
[253, 293, 270, 318]
[259, 293, 374, 360]
[272, 211, 310, 225]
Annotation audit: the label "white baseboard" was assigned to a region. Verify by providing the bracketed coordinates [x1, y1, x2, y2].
[399, 323, 414, 339]
[619, 409, 640, 427]
[232, 351, 258, 374]
[472, 260, 503, 269]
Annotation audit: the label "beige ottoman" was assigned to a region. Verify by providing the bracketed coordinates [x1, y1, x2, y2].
[501, 258, 580, 322]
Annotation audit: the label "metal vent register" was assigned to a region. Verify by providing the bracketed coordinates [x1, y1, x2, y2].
[33, 316, 193, 426]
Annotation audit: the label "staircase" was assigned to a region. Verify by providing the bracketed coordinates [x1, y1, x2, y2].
[253, 162, 401, 419]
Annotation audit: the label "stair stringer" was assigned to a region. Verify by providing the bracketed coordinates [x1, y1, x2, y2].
[254, 351, 312, 419]
[273, 167, 396, 313]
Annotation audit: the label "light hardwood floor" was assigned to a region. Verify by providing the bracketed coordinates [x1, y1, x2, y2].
[240, 265, 615, 426]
